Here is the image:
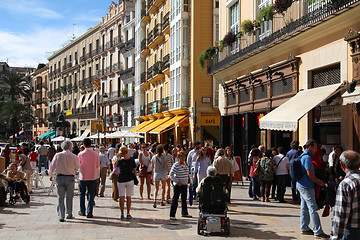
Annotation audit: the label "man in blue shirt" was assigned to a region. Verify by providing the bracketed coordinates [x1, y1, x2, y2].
[297, 139, 329, 239]
[286, 140, 301, 202]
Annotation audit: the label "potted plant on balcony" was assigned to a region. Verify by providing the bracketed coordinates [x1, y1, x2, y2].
[223, 31, 236, 47]
[273, 0, 293, 15]
[198, 51, 207, 70]
[217, 39, 225, 52]
[259, 5, 274, 21]
[241, 20, 255, 35]
[122, 88, 128, 97]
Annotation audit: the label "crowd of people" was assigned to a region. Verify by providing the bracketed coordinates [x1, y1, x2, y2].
[247, 140, 360, 239]
[1, 138, 359, 239]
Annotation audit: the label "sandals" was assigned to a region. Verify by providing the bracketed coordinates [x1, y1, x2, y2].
[166, 199, 171, 204]
[153, 202, 157, 208]
[160, 202, 165, 206]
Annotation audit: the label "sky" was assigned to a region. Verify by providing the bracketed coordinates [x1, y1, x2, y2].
[0, 0, 116, 67]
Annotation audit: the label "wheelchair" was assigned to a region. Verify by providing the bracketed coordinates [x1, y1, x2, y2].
[197, 176, 230, 236]
[1, 169, 30, 205]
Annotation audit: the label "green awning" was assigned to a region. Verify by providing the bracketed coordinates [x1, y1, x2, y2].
[38, 131, 55, 139]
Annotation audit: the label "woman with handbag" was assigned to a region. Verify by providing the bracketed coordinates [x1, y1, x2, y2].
[138, 144, 152, 200]
[116, 146, 137, 219]
[151, 144, 169, 208]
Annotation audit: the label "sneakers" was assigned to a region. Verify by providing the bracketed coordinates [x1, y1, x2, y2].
[315, 233, 330, 239]
[86, 214, 94, 218]
[170, 217, 176, 220]
[120, 214, 125, 220]
[126, 214, 132, 219]
[301, 230, 314, 235]
[181, 214, 192, 218]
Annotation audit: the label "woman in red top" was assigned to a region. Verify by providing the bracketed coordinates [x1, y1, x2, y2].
[2, 144, 11, 169]
[29, 147, 38, 169]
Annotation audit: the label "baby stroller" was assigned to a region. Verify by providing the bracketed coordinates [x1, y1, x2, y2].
[197, 176, 230, 235]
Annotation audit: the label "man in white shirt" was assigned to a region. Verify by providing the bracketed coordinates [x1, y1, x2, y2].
[49, 140, 80, 222]
[273, 147, 290, 203]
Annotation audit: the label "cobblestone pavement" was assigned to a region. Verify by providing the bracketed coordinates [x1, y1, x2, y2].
[0, 177, 332, 240]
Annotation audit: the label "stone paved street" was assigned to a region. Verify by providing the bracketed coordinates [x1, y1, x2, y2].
[0, 177, 332, 240]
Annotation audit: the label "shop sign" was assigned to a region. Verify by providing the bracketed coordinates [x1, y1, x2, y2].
[317, 105, 341, 123]
[66, 109, 72, 116]
[91, 120, 103, 133]
[200, 116, 220, 126]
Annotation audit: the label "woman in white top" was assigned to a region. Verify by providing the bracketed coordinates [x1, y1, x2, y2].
[225, 146, 239, 203]
[138, 144, 152, 200]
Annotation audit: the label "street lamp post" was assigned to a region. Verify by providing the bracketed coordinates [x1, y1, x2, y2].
[102, 93, 108, 147]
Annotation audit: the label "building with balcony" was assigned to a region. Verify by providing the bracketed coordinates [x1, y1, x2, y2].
[132, 0, 220, 146]
[48, 24, 101, 138]
[207, 0, 360, 164]
[31, 65, 49, 140]
[99, 0, 136, 137]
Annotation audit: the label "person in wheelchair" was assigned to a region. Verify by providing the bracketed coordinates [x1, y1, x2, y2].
[196, 166, 227, 211]
[6, 163, 29, 202]
[196, 166, 230, 235]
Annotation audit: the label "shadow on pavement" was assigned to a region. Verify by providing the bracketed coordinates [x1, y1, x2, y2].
[229, 219, 296, 239]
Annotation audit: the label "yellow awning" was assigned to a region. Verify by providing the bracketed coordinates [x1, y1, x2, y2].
[137, 117, 171, 133]
[150, 115, 188, 134]
[130, 119, 154, 133]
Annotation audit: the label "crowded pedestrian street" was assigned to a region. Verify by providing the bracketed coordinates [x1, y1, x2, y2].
[0, 176, 332, 240]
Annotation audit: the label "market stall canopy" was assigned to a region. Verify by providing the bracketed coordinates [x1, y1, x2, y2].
[107, 131, 144, 139]
[130, 119, 154, 132]
[259, 83, 343, 131]
[38, 131, 55, 139]
[136, 118, 171, 133]
[70, 136, 84, 142]
[80, 129, 90, 138]
[51, 136, 70, 142]
[88, 133, 105, 139]
[150, 115, 188, 134]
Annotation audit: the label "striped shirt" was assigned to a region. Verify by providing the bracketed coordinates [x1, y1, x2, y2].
[169, 162, 190, 186]
[330, 170, 360, 240]
[165, 153, 175, 171]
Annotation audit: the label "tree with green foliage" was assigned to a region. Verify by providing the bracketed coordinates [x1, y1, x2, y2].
[0, 72, 33, 142]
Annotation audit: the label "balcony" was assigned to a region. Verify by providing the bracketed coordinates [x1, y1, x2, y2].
[162, 12, 170, 34]
[113, 62, 120, 72]
[147, 30, 153, 47]
[162, 54, 170, 75]
[148, 61, 165, 83]
[141, 39, 150, 56]
[92, 46, 102, 56]
[119, 96, 134, 107]
[105, 66, 111, 76]
[66, 62, 73, 69]
[147, 66, 153, 81]
[105, 41, 112, 51]
[148, 0, 165, 14]
[72, 82, 77, 89]
[67, 84, 72, 93]
[80, 56, 85, 63]
[207, 0, 360, 76]
[141, 72, 147, 84]
[97, 69, 105, 78]
[108, 91, 119, 101]
[72, 106, 96, 115]
[140, 105, 146, 116]
[120, 67, 134, 80]
[147, 102, 153, 115]
[125, 38, 135, 51]
[148, 24, 164, 49]
[161, 97, 169, 112]
[113, 36, 120, 46]
[62, 65, 67, 71]
[113, 113, 122, 125]
[119, 42, 126, 53]
[141, 8, 150, 24]
[54, 89, 60, 95]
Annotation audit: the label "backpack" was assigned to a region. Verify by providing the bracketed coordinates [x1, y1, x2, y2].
[289, 152, 307, 181]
